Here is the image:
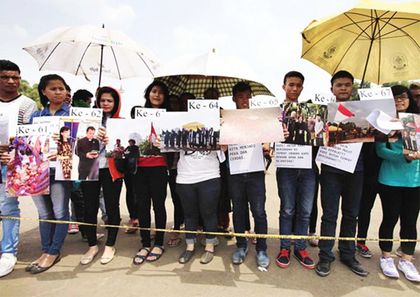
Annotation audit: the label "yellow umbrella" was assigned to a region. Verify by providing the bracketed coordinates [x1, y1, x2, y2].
[301, 0, 420, 85]
[182, 121, 205, 131]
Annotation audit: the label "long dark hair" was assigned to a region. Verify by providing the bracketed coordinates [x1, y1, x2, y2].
[59, 126, 70, 143]
[95, 86, 121, 117]
[144, 80, 170, 110]
[391, 85, 420, 113]
[37, 74, 67, 107]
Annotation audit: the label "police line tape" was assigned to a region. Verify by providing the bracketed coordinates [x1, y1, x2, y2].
[1, 215, 419, 242]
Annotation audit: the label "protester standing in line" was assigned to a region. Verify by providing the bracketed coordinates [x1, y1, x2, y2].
[79, 86, 124, 265]
[377, 85, 420, 282]
[315, 70, 368, 277]
[132, 81, 169, 264]
[27, 74, 72, 274]
[0, 60, 37, 277]
[275, 71, 317, 270]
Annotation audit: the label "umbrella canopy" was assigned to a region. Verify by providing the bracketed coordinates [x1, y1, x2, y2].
[155, 49, 274, 97]
[23, 25, 160, 85]
[301, 0, 420, 85]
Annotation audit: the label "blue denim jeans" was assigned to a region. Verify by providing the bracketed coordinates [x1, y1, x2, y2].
[228, 171, 267, 252]
[0, 165, 20, 255]
[177, 178, 220, 245]
[32, 170, 71, 255]
[318, 170, 363, 262]
[276, 167, 316, 250]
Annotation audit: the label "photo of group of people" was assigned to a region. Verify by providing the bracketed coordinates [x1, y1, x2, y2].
[282, 102, 328, 146]
[326, 99, 396, 146]
[105, 118, 150, 166]
[161, 126, 219, 151]
[6, 133, 50, 196]
[55, 116, 101, 181]
[157, 111, 220, 152]
[400, 113, 420, 152]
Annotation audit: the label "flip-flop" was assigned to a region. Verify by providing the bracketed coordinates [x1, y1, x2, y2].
[133, 248, 150, 265]
[146, 246, 165, 262]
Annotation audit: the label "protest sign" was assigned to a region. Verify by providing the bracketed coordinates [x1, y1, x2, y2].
[7, 123, 51, 196]
[316, 143, 363, 173]
[275, 143, 312, 169]
[282, 102, 328, 146]
[134, 107, 166, 119]
[357, 87, 393, 101]
[106, 118, 155, 159]
[228, 144, 265, 174]
[70, 107, 103, 118]
[399, 113, 420, 152]
[188, 99, 220, 112]
[220, 107, 283, 144]
[55, 116, 102, 181]
[327, 99, 396, 145]
[155, 110, 220, 152]
[250, 97, 281, 109]
[311, 93, 336, 105]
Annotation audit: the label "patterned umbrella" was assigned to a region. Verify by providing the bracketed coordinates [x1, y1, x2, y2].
[155, 49, 273, 98]
[301, 0, 420, 85]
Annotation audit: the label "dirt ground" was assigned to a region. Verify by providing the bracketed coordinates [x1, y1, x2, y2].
[1, 166, 419, 297]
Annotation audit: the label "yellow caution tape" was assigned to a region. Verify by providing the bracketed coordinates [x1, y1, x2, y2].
[1, 215, 419, 242]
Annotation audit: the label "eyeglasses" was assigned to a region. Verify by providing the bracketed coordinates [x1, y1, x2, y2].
[394, 95, 409, 101]
[0, 75, 21, 81]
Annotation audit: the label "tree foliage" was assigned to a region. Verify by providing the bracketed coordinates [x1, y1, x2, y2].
[18, 80, 42, 108]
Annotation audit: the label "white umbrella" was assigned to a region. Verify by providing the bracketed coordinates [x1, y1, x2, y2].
[23, 25, 160, 86]
[155, 49, 273, 97]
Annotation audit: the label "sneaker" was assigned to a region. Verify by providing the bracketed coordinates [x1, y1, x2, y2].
[398, 259, 420, 282]
[294, 249, 315, 269]
[275, 248, 290, 268]
[356, 243, 372, 258]
[68, 223, 79, 234]
[0, 253, 17, 278]
[380, 257, 399, 279]
[315, 260, 331, 277]
[256, 251, 270, 268]
[232, 247, 248, 265]
[341, 258, 369, 277]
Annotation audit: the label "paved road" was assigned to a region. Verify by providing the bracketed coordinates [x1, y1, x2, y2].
[1, 166, 419, 296]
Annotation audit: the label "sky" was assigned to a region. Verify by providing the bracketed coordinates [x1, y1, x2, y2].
[0, 0, 413, 116]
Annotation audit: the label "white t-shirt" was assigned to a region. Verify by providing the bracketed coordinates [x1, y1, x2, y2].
[0, 95, 37, 137]
[176, 150, 225, 184]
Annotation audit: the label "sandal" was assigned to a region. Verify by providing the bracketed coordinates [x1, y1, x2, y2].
[146, 246, 165, 262]
[200, 250, 214, 264]
[133, 248, 150, 265]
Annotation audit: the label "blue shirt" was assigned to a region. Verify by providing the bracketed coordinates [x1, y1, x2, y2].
[30, 103, 70, 123]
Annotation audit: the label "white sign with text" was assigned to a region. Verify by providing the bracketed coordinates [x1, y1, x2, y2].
[70, 107, 103, 118]
[228, 143, 265, 175]
[358, 87, 393, 101]
[316, 143, 363, 173]
[188, 100, 219, 111]
[250, 97, 281, 109]
[312, 93, 336, 105]
[275, 143, 312, 169]
[134, 107, 167, 119]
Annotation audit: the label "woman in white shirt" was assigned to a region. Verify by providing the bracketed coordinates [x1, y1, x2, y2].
[176, 150, 225, 264]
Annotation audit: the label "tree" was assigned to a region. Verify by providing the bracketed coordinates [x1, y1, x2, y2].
[18, 80, 42, 108]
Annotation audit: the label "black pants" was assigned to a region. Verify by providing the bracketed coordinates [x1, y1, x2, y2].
[81, 168, 123, 247]
[379, 184, 420, 255]
[356, 173, 380, 244]
[124, 173, 137, 220]
[70, 182, 85, 235]
[177, 178, 220, 242]
[309, 167, 319, 234]
[135, 166, 168, 247]
[169, 169, 184, 230]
